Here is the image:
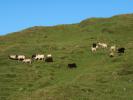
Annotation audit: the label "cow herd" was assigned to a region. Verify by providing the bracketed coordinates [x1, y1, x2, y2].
[8, 42, 125, 69]
[9, 54, 53, 64]
[91, 42, 125, 57]
[9, 53, 77, 68]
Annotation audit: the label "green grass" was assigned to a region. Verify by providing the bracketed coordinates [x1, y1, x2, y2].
[0, 13, 133, 100]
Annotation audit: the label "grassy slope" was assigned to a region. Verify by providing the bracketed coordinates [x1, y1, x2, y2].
[0, 14, 133, 100]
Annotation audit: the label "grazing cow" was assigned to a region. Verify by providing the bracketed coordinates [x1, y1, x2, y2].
[117, 48, 125, 54]
[45, 54, 53, 62]
[91, 47, 97, 52]
[32, 54, 45, 60]
[68, 63, 77, 68]
[8, 54, 18, 60]
[98, 42, 108, 48]
[22, 58, 32, 64]
[17, 55, 26, 61]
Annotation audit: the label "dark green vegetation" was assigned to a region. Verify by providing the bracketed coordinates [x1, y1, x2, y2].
[0, 14, 133, 100]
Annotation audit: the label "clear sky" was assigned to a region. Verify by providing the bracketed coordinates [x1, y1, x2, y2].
[0, 0, 133, 35]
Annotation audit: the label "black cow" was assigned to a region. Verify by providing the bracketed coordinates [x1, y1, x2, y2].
[117, 48, 125, 54]
[45, 57, 53, 62]
[92, 43, 97, 48]
[68, 63, 77, 68]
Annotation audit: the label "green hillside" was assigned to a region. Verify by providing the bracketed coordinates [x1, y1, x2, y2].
[0, 14, 133, 100]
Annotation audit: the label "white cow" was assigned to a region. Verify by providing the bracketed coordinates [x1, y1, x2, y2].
[22, 58, 32, 64]
[9, 54, 17, 60]
[32, 54, 45, 60]
[98, 42, 108, 48]
[17, 55, 26, 61]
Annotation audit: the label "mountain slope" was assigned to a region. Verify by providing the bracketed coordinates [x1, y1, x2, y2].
[0, 14, 133, 100]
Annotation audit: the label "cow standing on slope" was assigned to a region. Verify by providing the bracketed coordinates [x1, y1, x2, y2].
[32, 54, 45, 60]
[17, 55, 26, 61]
[8, 54, 18, 60]
[117, 47, 125, 55]
[22, 58, 32, 64]
[45, 54, 53, 62]
[91, 43, 98, 52]
[97, 42, 108, 48]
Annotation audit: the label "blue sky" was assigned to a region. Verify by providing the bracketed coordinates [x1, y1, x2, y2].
[0, 0, 133, 35]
